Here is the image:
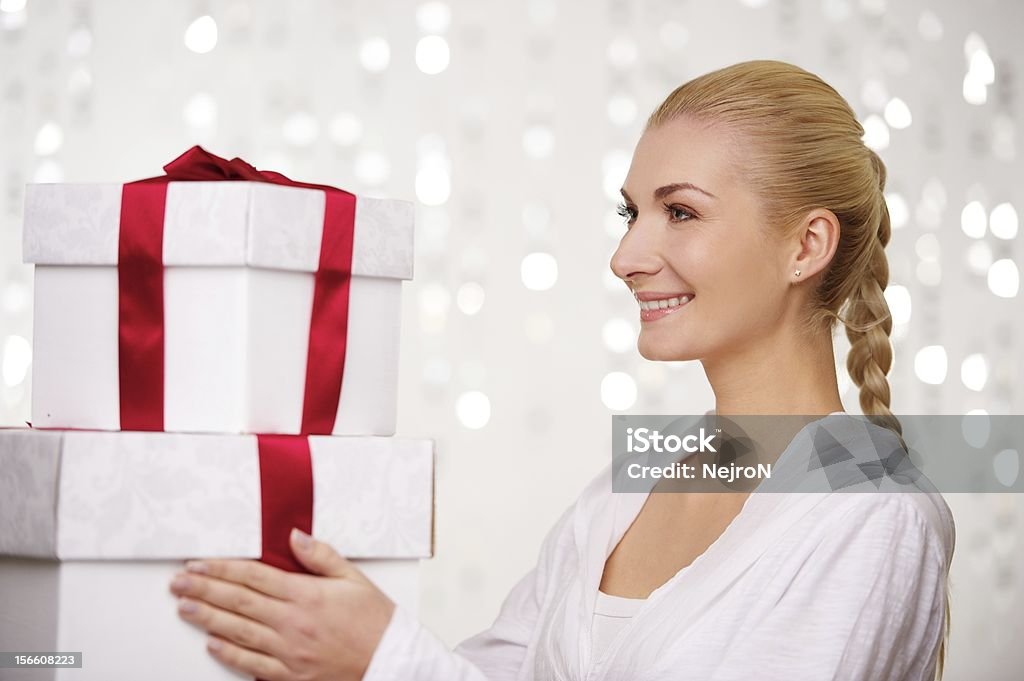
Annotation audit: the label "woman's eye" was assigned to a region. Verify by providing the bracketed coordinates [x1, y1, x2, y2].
[665, 205, 694, 222]
[615, 202, 637, 225]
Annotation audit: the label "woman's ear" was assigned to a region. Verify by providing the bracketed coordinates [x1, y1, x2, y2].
[791, 210, 840, 282]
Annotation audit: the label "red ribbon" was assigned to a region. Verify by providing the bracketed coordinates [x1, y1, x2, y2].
[118, 145, 356, 435]
[117, 146, 356, 575]
[256, 434, 314, 573]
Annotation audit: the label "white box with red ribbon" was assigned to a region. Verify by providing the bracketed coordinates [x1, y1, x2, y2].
[0, 427, 434, 680]
[22, 147, 414, 436]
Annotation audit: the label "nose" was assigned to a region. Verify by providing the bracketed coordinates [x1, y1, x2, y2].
[609, 222, 662, 288]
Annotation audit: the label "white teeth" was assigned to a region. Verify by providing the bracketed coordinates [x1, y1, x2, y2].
[639, 295, 691, 311]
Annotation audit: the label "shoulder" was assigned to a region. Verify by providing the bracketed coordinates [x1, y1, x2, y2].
[801, 491, 956, 571]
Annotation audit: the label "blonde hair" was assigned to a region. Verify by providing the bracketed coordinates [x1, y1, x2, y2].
[646, 59, 948, 679]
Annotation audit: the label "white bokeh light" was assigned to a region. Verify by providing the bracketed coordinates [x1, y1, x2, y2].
[328, 113, 362, 146]
[282, 112, 319, 146]
[521, 252, 558, 291]
[416, 1, 451, 32]
[987, 259, 1019, 298]
[2, 335, 31, 387]
[823, 0, 852, 19]
[961, 353, 988, 392]
[34, 121, 63, 155]
[455, 390, 490, 429]
[884, 97, 912, 129]
[961, 200, 987, 238]
[962, 74, 987, 106]
[602, 318, 636, 353]
[914, 345, 947, 385]
[602, 150, 631, 202]
[967, 46, 995, 84]
[416, 164, 451, 205]
[183, 93, 217, 128]
[359, 37, 391, 72]
[33, 160, 63, 183]
[184, 15, 218, 54]
[915, 233, 940, 261]
[658, 21, 689, 49]
[883, 285, 911, 325]
[606, 37, 637, 69]
[422, 357, 451, 387]
[966, 241, 993, 275]
[989, 203, 1018, 240]
[455, 282, 485, 315]
[861, 79, 889, 111]
[416, 35, 450, 75]
[607, 95, 637, 126]
[68, 66, 92, 95]
[522, 124, 555, 159]
[1, 281, 28, 314]
[418, 283, 451, 334]
[601, 372, 637, 411]
[861, 115, 890, 150]
[916, 177, 946, 229]
[0, 0, 27, 12]
[355, 151, 390, 185]
[916, 260, 941, 286]
[962, 40, 992, 108]
[66, 26, 92, 57]
[885, 192, 909, 229]
[604, 267, 623, 292]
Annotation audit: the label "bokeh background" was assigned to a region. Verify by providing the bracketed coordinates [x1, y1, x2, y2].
[1, 0, 1022, 678]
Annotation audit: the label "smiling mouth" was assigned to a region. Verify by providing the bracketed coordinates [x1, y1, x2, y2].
[637, 294, 693, 311]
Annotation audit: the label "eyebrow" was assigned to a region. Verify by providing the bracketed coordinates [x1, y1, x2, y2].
[620, 182, 717, 202]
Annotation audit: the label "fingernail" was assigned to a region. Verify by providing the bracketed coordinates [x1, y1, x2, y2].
[186, 561, 207, 574]
[207, 638, 223, 652]
[291, 527, 312, 550]
[171, 575, 191, 591]
[178, 599, 197, 614]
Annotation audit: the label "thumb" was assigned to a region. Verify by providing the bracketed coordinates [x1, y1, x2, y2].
[289, 528, 358, 579]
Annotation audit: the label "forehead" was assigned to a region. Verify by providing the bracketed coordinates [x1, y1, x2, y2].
[625, 116, 743, 197]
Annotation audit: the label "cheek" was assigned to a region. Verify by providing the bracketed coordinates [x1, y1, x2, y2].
[695, 239, 784, 321]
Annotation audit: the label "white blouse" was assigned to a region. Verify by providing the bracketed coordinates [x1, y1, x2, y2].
[362, 413, 955, 680]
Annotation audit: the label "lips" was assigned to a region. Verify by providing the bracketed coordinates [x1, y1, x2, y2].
[633, 290, 695, 301]
[634, 291, 695, 321]
[637, 294, 693, 311]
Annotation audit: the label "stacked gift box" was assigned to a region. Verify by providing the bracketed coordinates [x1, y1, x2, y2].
[0, 147, 434, 680]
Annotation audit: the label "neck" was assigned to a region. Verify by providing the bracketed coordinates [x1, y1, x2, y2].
[701, 323, 844, 417]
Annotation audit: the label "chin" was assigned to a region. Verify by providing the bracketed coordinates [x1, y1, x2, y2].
[637, 338, 700, 362]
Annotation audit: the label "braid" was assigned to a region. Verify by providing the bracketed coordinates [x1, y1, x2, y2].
[842, 150, 902, 439]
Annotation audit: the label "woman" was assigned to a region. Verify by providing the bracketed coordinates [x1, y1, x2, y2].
[169, 60, 955, 680]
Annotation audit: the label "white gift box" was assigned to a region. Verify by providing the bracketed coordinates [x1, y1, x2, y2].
[22, 181, 415, 435]
[0, 428, 434, 680]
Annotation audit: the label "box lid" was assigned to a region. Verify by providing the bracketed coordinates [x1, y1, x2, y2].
[0, 429, 434, 560]
[22, 182, 414, 280]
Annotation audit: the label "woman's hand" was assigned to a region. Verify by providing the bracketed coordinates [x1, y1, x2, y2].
[169, 528, 396, 681]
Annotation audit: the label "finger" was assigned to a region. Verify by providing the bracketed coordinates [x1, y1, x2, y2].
[205, 635, 292, 681]
[290, 528, 358, 579]
[177, 597, 285, 660]
[170, 572, 288, 627]
[184, 559, 293, 599]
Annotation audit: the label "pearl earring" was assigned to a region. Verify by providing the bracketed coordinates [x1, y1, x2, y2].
[794, 269, 802, 277]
